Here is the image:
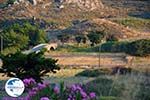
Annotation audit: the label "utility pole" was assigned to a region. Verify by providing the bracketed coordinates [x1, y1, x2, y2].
[1, 36, 3, 53]
[99, 44, 101, 68]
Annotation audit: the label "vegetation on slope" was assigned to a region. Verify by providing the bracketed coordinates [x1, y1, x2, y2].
[112, 17, 150, 31]
[0, 22, 47, 55]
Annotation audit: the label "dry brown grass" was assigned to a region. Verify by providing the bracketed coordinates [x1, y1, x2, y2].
[54, 56, 124, 67]
[46, 53, 127, 68]
[46, 52, 150, 69]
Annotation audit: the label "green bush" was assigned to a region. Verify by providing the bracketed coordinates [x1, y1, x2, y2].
[126, 39, 150, 56]
[87, 31, 105, 46]
[75, 35, 87, 44]
[100, 39, 150, 57]
[0, 50, 60, 82]
[101, 41, 128, 52]
[0, 22, 48, 55]
[6, 0, 16, 5]
[57, 34, 70, 43]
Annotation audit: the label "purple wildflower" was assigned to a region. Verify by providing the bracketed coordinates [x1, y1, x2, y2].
[89, 92, 96, 99]
[37, 83, 46, 90]
[23, 79, 30, 87]
[76, 85, 83, 91]
[24, 95, 31, 100]
[40, 97, 50, 100]
[23, 78, 36, 87]
[32, 87, 39, 92]
[54, 86, 60, 94]
[29, 78, 36, 84]
[67, 98, 71, 100]
[71, 84, 77, 91]
[68, 98, 75, 100]
[80, 91, 87, 98]
[28, 90, 37, 96]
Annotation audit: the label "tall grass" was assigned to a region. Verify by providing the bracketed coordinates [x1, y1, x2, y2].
[78, 69, 150, 100]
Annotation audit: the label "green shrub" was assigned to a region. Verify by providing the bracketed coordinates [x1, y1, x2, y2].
[99, 39, 150, 57]
[0, 22, 48, 55]
[87, 31, 105, 46]
[57, 34, 70, 43]
[0, 50, 60, 82]
[75, 35, 87, 44]
[126, 39, 150, 56]
[101, 41, 128, 52]
[6, 0, 16, 5]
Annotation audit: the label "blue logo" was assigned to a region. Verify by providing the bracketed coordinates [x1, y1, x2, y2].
[5, 78, 25, 97]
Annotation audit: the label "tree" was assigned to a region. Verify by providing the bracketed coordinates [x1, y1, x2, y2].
[0, 22, 48, 55]
[57, 34, 70, 43]
[87, 31, 104, 46]
[75, 35, 87, 45]
[0, 50, 60, 82]
[0, 29, 29, 55]
[75, 35, 82, 44]
[106, 34, 118, 42]
[23, 22, 47, 46]
[126, 39, 150, 56]
[7, 0, 16, 5]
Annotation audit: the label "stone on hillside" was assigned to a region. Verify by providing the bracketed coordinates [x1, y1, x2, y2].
[54, 0, 104, 10]
[18, 0, 25, 3]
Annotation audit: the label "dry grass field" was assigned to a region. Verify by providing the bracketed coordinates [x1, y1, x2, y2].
[46, 52, 150, 69]
[46, 52, 126, 67]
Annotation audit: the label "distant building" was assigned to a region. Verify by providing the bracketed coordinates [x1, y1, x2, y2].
[23, 43, 58, 54]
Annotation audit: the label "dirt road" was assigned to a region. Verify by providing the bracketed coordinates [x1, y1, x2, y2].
[46, 53, 127, 68]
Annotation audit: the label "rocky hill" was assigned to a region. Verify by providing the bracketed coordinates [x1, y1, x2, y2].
[1, 0, 104, 10]
[0, 0, 123, 19]
[47, 18, 141, 41]
[55, 0, 104, 10]
[0, 0, 149, 40]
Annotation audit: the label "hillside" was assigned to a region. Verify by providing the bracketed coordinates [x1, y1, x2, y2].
[102, 0, 150, 19]
[0, 0, 122, 20]
[0, 0, 149, 40]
